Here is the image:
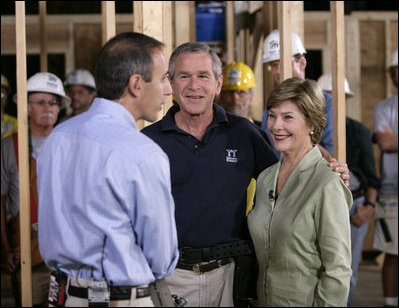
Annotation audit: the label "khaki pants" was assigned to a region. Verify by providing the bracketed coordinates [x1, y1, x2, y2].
[373, 198, 398, 255]
[165, 260, 235, 307]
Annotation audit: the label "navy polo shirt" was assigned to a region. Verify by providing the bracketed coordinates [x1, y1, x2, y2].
[142, 104, 278, 247]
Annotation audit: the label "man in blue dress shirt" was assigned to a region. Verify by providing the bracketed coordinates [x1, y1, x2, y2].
[37, 32, 179, 307]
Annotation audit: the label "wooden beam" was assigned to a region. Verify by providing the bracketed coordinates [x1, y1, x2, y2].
[134, 1, 172, 129]
[39, 1, 47, 72]
[15, 2, 33, 306]
[173, 1, 191, 48]
[331, 1, 346, 162]
[133, 1, 143, 33]
[163, 1, 173, 115]
[133, 1, 144, 130]
[278, 1, 292, 82]
[248, 9, 264, 70]
[189, 1, 196, 42]
[102, 1, 116, 45]
[263, 2, 277, 105]
[225, 1, 235, 64]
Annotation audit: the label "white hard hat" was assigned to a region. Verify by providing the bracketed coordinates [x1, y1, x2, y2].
[317, 72, 354, 97]
[64, 69, 96, 90]
[390, 49, 398, 67]
[13, 72, 70, 108]
[263, 29, 307, 63]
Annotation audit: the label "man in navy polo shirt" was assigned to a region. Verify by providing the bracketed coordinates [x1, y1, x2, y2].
[142, 42, 350, 307]
[142, 42, 277, 307]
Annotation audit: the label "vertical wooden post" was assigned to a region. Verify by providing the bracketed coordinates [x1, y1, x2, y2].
[331, 1, 346, 162]
[133, 1, 172, 129]
[163, 1, 173, 115]
[102, 1, 116, 45]
[189, 1, 196, 42]
[133, 1, 144, 130]
[15, 1, 33, 306]
[278, 1, 292, 82]
[39, 1, 47, 72]
[225, 1, 235, 64]
[263, 1, 276, 104]
[133, 1, 143, 33]
[142, 1, 164, 127]
[173, 1, 196, 46]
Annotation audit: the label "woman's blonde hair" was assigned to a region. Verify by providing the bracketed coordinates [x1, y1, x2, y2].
[266, 77, 327, 145]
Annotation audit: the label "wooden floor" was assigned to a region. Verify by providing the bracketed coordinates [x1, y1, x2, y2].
[0, 257, 385, 307]
[352, 261, 384, 307]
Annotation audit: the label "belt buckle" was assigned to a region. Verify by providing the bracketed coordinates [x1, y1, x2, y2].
[192, 264, 202, 275]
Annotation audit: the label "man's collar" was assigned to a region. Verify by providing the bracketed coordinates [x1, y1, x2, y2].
[160, 103, 229, 132]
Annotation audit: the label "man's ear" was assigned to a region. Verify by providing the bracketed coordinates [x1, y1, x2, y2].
[299, 56, 307, 72]
[128, 74, 142, 97]
[215, 74, 223, 96]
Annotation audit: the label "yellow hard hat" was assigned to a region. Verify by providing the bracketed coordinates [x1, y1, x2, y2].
[1, 74, 10, 92]
[222, 62, 255, 91]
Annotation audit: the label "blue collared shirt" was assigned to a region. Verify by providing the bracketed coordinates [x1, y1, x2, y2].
[142, 104, 278, 247]
[261, 90, 334, 156]
[37, 98, 179, 285]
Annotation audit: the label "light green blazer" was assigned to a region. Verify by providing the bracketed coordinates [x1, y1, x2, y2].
[248, 146, 353, 307]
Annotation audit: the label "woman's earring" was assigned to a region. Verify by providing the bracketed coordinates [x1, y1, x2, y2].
[309, 131, 314, 136]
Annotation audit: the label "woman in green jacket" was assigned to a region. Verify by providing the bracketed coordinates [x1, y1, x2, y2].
[248, 77, 352, 307]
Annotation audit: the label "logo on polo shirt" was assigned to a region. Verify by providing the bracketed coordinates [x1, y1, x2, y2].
[226, 149, 238, 163]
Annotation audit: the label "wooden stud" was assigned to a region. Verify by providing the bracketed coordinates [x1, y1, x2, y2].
[263, 2, 277, 107]
[331, 1, 346, 162]
[163, 1, 173, 115]
[173, 1, 191, 48]
[225, 1, 235, 64]
[189, 1, 196, 42]
[102, 1, 116, 45]
[133, 1, 172, 129]
[133, 2, 144, 130]
[133, 1, 143, 33]
[278, 1, 292, 82]
[15, 2, 33, 306]
[39, 1, 47, 72]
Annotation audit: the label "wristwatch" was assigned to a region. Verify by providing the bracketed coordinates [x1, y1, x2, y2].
[364, 201, 376, 208]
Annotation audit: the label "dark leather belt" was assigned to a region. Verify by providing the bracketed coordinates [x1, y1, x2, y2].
[68, 284, 150, 300]
[179, 240, 253, 263]
[351, 187, 365, 200]
[52, 271, 149, 301]
[176, 258, 231, 274]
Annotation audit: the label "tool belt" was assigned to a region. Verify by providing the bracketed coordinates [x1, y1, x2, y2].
[49, 271, 149, 306]
[351, 187, 365, 200]
[67, 285, 150, 300]
[178, 240, 253, 264]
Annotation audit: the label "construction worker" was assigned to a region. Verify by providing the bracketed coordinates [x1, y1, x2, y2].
[218, 62, 260, 126]
[1, 74, 18, 139]
[218, 62, 278, 216]
[372, 48, 398, 308]
[1, 72, 70, 306]
[261, 29, 334, 158]
[59, 69, 96, 122]
[317, 72, 380, 307]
